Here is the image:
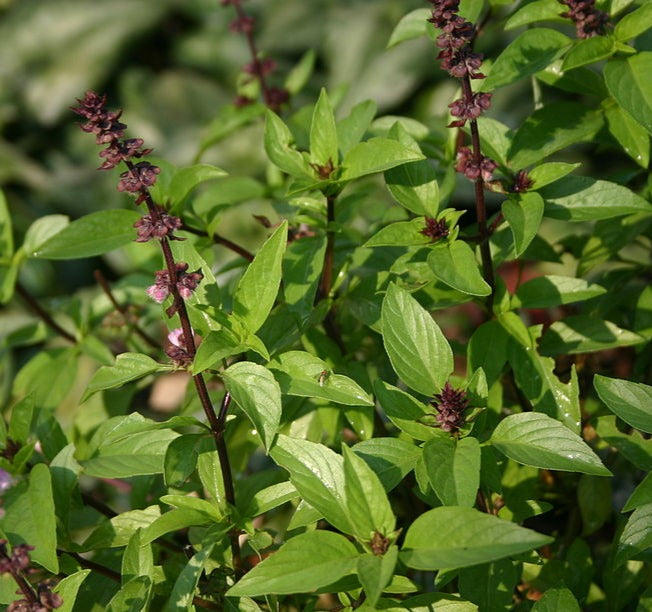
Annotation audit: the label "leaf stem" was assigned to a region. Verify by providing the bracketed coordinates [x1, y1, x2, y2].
[460, 76, 495, 312]
[317, 194, 336, 302]
[15, 281, 77, 344]
[93, 269, 160, 349]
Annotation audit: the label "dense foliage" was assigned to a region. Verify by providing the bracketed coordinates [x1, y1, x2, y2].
[1, 0, 652, 609]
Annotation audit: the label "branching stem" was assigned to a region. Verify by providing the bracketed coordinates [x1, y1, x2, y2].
[15, 282, 77, 344]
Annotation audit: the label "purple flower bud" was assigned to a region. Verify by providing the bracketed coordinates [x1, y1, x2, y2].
[134, 209, 183, 242]
[146, 263, 203, 307]
[559, 0, 609, 38]
[230, 15, 255, 33]
[165, 328, 193, 366]
[117, 162, 161, 194]
[264, 87, 290, 112]
[431, 382, 469, 433]
[455, 146, 497, 182]
[421, 217, 449, 241]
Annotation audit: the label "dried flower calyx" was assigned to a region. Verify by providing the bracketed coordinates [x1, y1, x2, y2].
[559, 0, 609, 39]
[431, 382, 469, 433]
[134, 208, 183, 242]
[165, 328, 194, 367]
[147, 262, 204, 314]
[455, 146, 497, 182]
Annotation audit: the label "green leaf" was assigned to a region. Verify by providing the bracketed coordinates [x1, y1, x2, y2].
[122, 530, 153, 586]
[22, 215, 69, 256]
[604, 53, 652, 134]
[623, 473, 652, 512]
[504, 0, 566, 30]
[604, 102, 650, 168]
[268, 351, 373, 406]
[227, 530, 359, 596]
[482, 28, 571, 91]
[502, 192, 544, 257]
[310, 88, 338, 168]
[31, 209, 140, 259]
[532, 586, 581, 612]
[365, 219, 432, 247]
[614, 503, 652, 567]
[508, 102, 603, 169]
[81, 506, 161, 550]
[0, 189, 12, 264]
[222, 362, 282, 451]
[337, 100, 377, 156]
[528, 162, 580, 189]
[233, 221, 287, 334]
[387, 9, 430, 48]
[82, 352, 166, 402]
[164, 434, 203, 487]
[562, 36, 615, 71]
[467, 321, 509, 388]
[285, 49, 316, 95]
[140, 509, 213, 545]
[52, 570, 91, 612]
[353, 437, 421, 491]
[539, 176, 652, 221]
[271, 435, 352, 535]
[513, 275, 606, 308]
[423, 437, 481, 507]
[578, 475, 612, 536]
[168, 164, 227, 209]
[381, 283, 454, 396]
[2, 464, 58, 572]
[168, 536, 219, 611]
[342, 444, 395, 539]
[198, 103, 265, 157]
[615, 3, 652, 41]
[283, 235, 326, 317]
[106, 576, 151, 612]
[458, 560, 519, 611]
[427, 241, 492, 296]
[80, 428, 179, 478]
[241, 481, 299, 517]
[401, 506, 552, 570]
[192, 328, 244, 374]
[490, 412, 612, 476]
[357, 547, 398, 607]
[374, 380, 439, 442]
[539, 316, 644, 356]
[595, 415, 652, 471]
[339, 138, 424, 182]
[13, 347, 79, 409]
[594, 375, 652, 434]
[264, 110, 312, 177]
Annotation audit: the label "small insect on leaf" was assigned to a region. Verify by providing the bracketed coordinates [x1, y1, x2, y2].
[318, 369, 331, 387]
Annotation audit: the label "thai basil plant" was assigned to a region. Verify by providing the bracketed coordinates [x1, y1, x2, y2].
[1, 0, 651, 609]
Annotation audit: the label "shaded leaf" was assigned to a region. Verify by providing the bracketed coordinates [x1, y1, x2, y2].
[594, 375, 652, 434]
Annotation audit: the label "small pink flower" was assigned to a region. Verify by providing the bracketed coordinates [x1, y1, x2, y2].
[147, 284, 169, 303]
[168, 328, 184, 348]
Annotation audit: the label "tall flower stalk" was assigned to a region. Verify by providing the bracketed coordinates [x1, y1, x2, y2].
[71, 92, 241, 572]
[427, 0, 496, 310]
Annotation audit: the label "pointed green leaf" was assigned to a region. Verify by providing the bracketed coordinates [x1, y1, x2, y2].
[264, 110, 313, 177]
[22, 215, 69, 256]
[342, 445, 395, 539]
[233, 221, 287, 333]
[52, 570, 91, 612]
[106, 576, 151, 612]
[310, 88, 338, 168]
[513, 275, 606, 308]
[122, 530, 154, 585]
[539, 176, 652, 221]
[81, 506, 161, 551]
[339, 138, 424, 182]
[365, 219, 432, 248]
[168, 537, 218, 611]
[424, 437, 481, 507]
[192, 328, 244, 374]
[539, 316, 644, 356]
[283, 235, 326, 316]
[357, 547, 398, 607]
[0, 189, 12, 263]
[614, 503, 652, 567]
[467, 321, 509, 388]
[483, 28, 571, 91]
[227, 531, 359, 596]
[623, 473, 652, 512]
[222, 362, 282, 451]
[32, 209, 141, 259]
[168, 164, 227, 209]
[604, 53, 652, 134]
[505, 0, 566, 31]
[285, 49, 316, 95]
[458, 560, 520, 611]
[353, 437, 421, 491]
[82, 352, 166, 402]
[529, 162, 580, 190]
[614, 3, 652, 41]
[490, 412, 612, 476]
[268, 351, 373, 406]
[381, 283, 454, 396]
[508, 103, 603, 169]
[605, 103, 650, 168]
[337, 100, 377, 156]
[387, 9, 430, 48]
[502, 192, 544, 257]
[562, 36, 615, 71]
[401, 506, 552, 570]
[594, 375, 652, 434]
[427, 241, 491, 296]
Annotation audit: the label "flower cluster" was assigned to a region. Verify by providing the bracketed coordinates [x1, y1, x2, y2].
[448, 92, 492, 128]
[165, 328, 193, 367]
[421, 217, 449, 241]
[147, 263, 204, 314]
[431, 382, 469, 433]
[0, 542, 62, 611]
[511, 169, 534, 193]
[71, 92, 153, 172]
[455, 146, 497, 182]
[134, 207, 183, 242]
[559, 0, 609, 39]
[222, 0, 289, 111]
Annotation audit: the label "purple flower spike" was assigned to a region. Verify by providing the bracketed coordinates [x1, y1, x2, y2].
[431, 382, 469, 433]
